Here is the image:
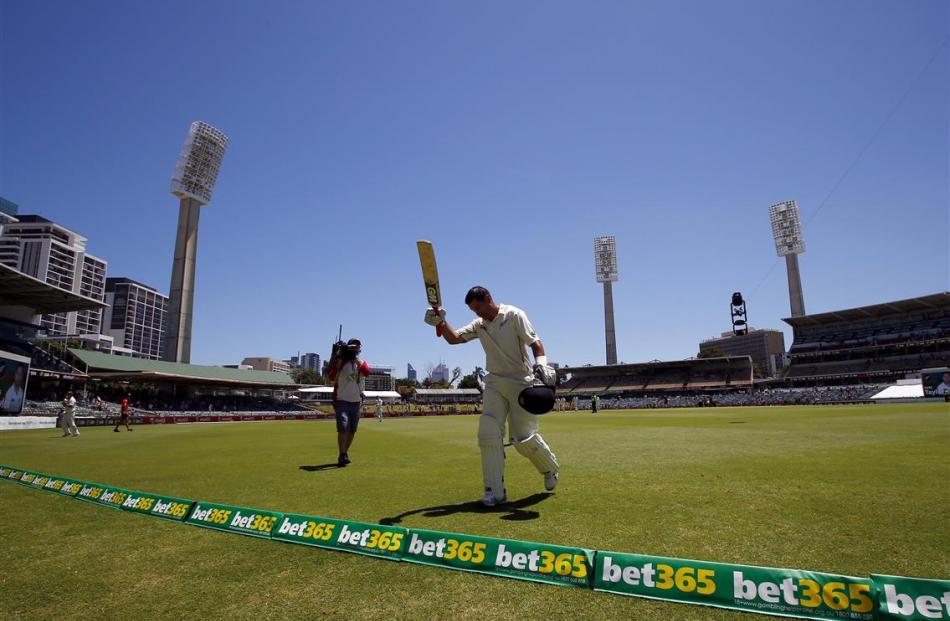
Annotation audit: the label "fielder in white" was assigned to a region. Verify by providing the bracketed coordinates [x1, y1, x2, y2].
[61, 391, 79, 437]
[426, 286, 559, 507]
[375, 397, 384, 422]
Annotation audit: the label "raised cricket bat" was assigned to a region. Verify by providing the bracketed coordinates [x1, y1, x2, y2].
[416, 240, 443, 336]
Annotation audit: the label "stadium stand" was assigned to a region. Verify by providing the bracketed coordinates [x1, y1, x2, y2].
[783, 292, 950, 383]
[559, 356, 754, 397]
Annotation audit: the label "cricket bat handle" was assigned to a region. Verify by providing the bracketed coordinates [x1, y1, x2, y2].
[433, 305, 443, 337]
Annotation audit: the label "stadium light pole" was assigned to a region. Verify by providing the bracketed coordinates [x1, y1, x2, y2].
[594, 235, 619, 365]
[163, 121, 229, 363]
[769, 200, 806, 317]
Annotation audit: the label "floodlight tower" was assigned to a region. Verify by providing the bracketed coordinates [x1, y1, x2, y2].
[769, 200, 806, 317]
[593, 235, 619, 365]
[163, 121, 229, 363]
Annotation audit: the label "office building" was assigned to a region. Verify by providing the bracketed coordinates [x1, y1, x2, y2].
[0, 215, 107, 336]
[699, 328, 786, 377]
[241, 357, 292, 374]
[101, 277, 168, 360]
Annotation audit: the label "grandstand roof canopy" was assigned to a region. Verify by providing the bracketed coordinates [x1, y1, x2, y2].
[415, 388, 481, 396]
[783, 292, 950, 328]
[562, 356, 753, 376]
[296, 387, 401, 399]
[69, 349, 297, 388]
[0, 263, 106, 313]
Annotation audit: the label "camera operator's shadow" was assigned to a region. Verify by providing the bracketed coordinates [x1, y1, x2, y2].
[299, 463, 344, 472]
[379, 492, 552, 524]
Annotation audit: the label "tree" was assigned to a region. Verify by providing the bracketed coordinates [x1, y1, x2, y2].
[458, 372, 482, 390]
[290, 368, 324, 385]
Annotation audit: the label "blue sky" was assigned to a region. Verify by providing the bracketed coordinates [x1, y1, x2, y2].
[1, 1, 947, 377]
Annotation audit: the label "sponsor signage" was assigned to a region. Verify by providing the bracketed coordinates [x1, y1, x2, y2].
[595, 550, 876, 620]
[272, 513, 407, 560]
[403, 528, 593, 588]
[119, 491, 194, 521]
[186, 501, 280, 538]
[872, 575, 950, 621]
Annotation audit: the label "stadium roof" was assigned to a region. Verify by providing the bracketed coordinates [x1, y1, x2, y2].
[562, 356, 753, 375]
[69, 349, 297, 388]
[0, 263, 107, 313]
[414, 388, 482, 396]
[296, 387, 401, 399]
[783, 292, 950, 328]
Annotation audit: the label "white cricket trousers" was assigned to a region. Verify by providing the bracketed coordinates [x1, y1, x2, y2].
[62, 409, 78, 436]
[478, 377, 557, 498]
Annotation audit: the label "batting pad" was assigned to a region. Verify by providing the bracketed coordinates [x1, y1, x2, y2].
[478, 434, 506, 498]
[512, 433, 559, 474]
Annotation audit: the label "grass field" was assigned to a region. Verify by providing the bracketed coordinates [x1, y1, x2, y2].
[1, 402, 947, 620]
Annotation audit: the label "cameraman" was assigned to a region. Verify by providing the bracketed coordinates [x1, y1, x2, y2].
[327, 338, 370, 466]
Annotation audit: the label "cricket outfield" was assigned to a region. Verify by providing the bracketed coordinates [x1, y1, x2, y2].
[1, 402, 946, 620]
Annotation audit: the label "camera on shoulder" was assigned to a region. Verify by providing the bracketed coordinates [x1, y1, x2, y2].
[331, 339, 360, 363]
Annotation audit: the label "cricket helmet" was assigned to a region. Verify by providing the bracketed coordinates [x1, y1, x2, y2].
[518, 384, 556, 415]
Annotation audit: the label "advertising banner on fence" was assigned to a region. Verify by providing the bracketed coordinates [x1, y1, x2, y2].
[74, 481, 129, 509]
[56, 478, 85, 497]
[4, 467, 23, 482]
[186, 501, 281, 538]
[28, 472, 54, 492]
[40, 475, 77, 495]
[872, 575, 950, 621]
[272, 513, 407, 560]
[0, 465, 13, 479]
[594, 550, 876, 620]
[17, 470, 40, 487]
[118, 490, 194, 522]
[402, 528, 593, 588]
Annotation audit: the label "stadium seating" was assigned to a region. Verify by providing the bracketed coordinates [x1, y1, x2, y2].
[784, 294, 950, 382]
[559, 356, 753, 396]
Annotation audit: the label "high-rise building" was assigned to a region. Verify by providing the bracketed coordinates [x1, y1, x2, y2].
[241, 357, 291, 374]
[101, 278, 168, 360]
[300, 352, 321, 373]
[0, 196, 18, 217]
[698, 328, 787, 377]
[431, 363, 450, 384]
[407, 363, 417, 382]
[164, 121, 229, 363]
[0, 215, 107, 336]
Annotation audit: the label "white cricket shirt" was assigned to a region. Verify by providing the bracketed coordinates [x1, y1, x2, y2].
[456, 304, 539, 382]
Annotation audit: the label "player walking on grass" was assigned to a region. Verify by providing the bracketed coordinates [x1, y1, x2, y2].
[328, 339, 370, 466]
[426, 286, 559, 507]
[375, 397, 383, 422]
[114, 394, 133, 432]
[61, 392, 79, 437]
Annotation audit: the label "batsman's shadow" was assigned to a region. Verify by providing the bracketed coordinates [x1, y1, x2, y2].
[379, 492, 552, 524]
[299, 463, 344, 472]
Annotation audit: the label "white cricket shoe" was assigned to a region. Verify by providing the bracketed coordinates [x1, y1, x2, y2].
[544, 469, 559, 492]
[481, 489, 507, 507]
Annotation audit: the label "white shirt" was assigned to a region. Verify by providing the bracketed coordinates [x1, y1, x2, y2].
[1, 385, 24, 413]
[456, 304, 539, 383]
[63, 396, 76, 412]
[333, 360, 369, 403]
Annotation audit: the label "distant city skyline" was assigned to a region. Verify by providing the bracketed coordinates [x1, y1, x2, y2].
[1, 1, 946, 377]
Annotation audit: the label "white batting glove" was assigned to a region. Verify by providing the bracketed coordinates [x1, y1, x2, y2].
[533, 363, 557, 387]
[424, 308, 446, 326]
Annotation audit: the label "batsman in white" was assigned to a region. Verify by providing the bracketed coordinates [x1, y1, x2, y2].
[426, 286, 559, 507]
